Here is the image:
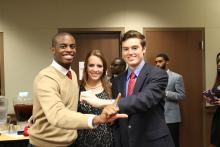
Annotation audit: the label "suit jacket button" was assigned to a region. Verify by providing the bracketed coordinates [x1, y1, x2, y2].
[128, 125, 132, 129]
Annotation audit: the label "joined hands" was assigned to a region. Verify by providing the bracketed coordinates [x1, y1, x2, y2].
[92, 93, 128, 125]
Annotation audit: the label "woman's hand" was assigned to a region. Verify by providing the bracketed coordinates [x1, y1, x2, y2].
[203, 95, 212, 103]
[210, 97, 220, 106]
[203, 95, 220, 105]
[80, 90, 114, 108]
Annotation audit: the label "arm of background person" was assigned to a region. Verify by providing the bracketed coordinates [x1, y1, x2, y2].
[166, 75, 185, 102]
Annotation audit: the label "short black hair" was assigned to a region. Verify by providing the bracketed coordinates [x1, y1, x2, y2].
[156, 53, 169, 61]
[51, 32, 74, 47]
[112, 57, 126, 67]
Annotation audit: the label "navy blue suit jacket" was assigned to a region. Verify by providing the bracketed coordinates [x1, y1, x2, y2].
[112, 63, 174, 147]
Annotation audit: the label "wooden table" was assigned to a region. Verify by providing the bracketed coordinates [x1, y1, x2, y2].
[0, 133, 29, 147]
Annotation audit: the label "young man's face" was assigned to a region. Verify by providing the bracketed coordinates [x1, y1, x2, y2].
[155, 57, 167, 70]
[51, 35, 76, 69]
[122, 38, 146, 70]
[110, 59, 125, 75]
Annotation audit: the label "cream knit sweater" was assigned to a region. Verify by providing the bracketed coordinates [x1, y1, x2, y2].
[29, 66, 93, 147]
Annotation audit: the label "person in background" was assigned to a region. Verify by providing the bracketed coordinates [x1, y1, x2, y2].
[81, 30, 175, 147]
[109, 57, 126, 82]
[155, 53, 185, 147]
[203, 52, 220, 147]
[74, 50, 113, 147]
[28, 32, 127, 147]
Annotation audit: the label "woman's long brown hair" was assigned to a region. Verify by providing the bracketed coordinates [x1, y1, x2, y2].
[81, 50, 112, 98]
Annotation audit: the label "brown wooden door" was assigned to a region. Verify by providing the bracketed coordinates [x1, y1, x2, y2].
[144, 28, 204, 147]
[59, 29, 124, 82]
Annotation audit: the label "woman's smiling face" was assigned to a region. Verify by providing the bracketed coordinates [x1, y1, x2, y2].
[87, 55, 104, 82]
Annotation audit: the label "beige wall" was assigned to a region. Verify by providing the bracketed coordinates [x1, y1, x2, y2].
[0, 32, 3, 95]
[0, 0, 219, 112]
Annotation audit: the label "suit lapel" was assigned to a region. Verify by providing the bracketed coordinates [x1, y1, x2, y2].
[133, 63, 149, 94]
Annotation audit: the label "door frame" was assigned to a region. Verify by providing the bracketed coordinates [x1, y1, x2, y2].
[59, 27, 125, 57]
[143, 27, 206, 147]
[143, 27, 205, 83]
[58, 28, 125, 82]
[143, 27, 205, 89]
[0, 32, 4, 95]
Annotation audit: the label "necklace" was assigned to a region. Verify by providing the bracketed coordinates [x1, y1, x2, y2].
[85, 82, 102, 89]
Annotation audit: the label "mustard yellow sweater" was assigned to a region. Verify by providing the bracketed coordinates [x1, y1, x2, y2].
[29, 66, 93, 147]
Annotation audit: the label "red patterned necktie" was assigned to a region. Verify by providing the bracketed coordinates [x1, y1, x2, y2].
[128, 72, 136, 96]
[66, 70, 72, 80]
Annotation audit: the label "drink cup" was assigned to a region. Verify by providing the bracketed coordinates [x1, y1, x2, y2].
[13, 92, 32, 132]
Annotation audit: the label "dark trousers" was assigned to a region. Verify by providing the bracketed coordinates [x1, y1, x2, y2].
[167, 123, 180, 147]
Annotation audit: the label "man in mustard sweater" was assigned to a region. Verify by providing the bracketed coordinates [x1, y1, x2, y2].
[29, 32, 127, 147]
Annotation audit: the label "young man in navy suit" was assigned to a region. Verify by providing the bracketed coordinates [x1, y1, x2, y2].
[111, 30, 175, 147]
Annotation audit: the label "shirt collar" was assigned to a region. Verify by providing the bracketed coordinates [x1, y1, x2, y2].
[127, 60, 145, 80]
[51, 60, 71, 75]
